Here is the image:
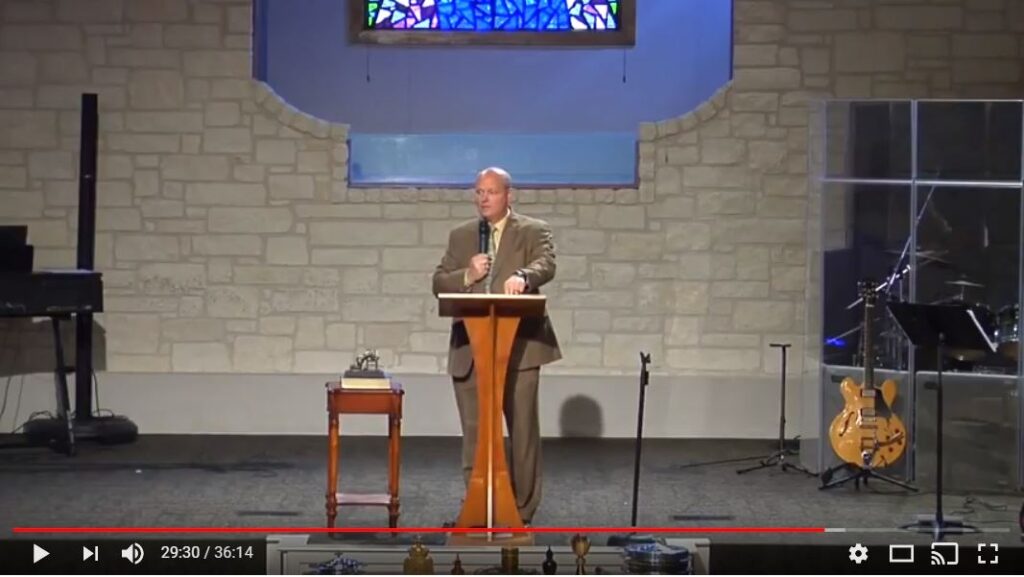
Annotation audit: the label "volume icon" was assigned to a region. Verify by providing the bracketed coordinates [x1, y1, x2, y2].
[121, 542, 144, 565]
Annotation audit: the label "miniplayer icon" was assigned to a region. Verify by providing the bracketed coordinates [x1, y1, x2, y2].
[889, 544, 914, 564]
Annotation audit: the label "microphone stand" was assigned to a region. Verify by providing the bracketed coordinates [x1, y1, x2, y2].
[607, 352, 656, 547]
[843, 183, 939, 313]
[887, 184, 939, 298]
[737, 343, 815, 476]
[826, 184, 939, 365]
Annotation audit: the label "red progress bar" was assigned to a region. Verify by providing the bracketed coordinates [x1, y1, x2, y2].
[14, 527, 827, 534]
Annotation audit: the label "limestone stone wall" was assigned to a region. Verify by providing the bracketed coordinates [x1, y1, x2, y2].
[0, 0, 1022, 382]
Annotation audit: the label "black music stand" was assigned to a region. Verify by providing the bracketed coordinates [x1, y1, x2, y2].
[887, 302, 991, 540]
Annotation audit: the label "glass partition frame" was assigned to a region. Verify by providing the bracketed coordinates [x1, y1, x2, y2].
[808, 99, 1024, 489]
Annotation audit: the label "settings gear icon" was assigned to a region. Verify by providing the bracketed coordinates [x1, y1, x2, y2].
[848, 543, 869, 564]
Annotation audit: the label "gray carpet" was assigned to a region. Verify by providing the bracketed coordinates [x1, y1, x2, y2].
[0, 435, 1020, 547]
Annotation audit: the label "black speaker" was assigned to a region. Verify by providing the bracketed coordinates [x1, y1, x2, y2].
[75, 93, 98, 420]
[76, 93, 97, 271]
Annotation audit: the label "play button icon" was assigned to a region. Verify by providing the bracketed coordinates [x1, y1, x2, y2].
[33, 544, 49, 563]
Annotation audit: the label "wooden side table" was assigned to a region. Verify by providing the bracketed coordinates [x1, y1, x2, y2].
[326, 381, 403, 529]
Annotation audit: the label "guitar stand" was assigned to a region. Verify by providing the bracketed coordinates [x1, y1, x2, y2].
[819, 461, 917, 492]
[737, 344, 815, 477]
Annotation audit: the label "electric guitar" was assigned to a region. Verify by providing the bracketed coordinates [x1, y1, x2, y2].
[828, 280, 908, 468]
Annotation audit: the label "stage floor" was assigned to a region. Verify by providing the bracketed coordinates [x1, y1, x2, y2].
[0, 436, 1020, 547]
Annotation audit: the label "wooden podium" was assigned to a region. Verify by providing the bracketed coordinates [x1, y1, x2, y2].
[437, 293, 546, 543]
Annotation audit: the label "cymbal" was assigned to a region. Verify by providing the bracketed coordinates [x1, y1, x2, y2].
[884, 249, 949, 262]
[884, 250, 951, 268]
[945, 279, 984, 288]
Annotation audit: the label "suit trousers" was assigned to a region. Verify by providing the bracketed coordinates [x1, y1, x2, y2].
[453, 366, 542, 523]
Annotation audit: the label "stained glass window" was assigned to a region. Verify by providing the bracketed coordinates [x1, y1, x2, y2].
[364, 0, 621, 32]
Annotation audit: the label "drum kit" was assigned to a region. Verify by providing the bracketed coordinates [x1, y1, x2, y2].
[927, 276, 1019, 367]
[828, 184, 1021, 371]
[829, 248, 1020, 371]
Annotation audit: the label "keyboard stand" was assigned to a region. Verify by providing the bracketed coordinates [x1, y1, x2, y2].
[1, 315, 78, 454]
[50, 315, 76, 455]
[17, 312, 137, 454]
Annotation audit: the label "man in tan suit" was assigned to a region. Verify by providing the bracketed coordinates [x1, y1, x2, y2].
[432, 167, 561, 524]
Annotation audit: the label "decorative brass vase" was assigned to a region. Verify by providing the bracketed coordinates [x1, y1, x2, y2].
[403, 542, 434, 574]
[570, 534, 591, 575]
[500, 546, 519, 574]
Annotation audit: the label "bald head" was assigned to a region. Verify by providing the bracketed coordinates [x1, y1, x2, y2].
[474, 166, 513, 223]
[477, 167, 511, 190]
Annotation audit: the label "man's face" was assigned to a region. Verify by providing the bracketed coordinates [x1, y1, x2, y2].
[475, 173, 511, 222]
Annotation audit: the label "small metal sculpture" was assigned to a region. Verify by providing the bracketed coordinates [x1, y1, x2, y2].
[351, 349, 381, 372]
[344, 349, 385, 379]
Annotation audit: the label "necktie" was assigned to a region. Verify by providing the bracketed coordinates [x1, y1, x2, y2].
[485, 224, 496, 293]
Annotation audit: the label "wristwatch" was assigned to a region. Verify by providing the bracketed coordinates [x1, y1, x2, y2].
[513, 269, 528, 289]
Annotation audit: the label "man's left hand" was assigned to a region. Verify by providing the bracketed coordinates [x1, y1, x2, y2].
[504, 275, 527, 295]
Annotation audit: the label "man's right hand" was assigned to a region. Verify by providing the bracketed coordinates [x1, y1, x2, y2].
[467, 253, 491, 284]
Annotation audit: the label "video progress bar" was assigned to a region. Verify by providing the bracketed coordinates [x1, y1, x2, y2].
[825, 527, 1012, 533]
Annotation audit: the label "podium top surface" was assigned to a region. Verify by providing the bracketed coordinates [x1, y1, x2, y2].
[437, 293, 546, 318]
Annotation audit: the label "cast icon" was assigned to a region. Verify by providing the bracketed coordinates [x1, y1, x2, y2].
[930, 542, 958, 566]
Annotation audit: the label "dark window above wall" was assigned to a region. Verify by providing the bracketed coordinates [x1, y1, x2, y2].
[917, 102, 1023, 182]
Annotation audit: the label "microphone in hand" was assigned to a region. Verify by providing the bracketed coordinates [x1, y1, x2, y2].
[479, 218, 490, 255]
[468, 253, 491, 283]
[476, 219, 493, 289]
